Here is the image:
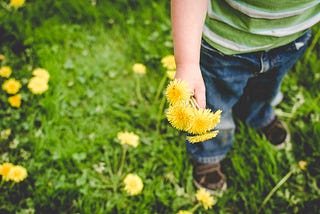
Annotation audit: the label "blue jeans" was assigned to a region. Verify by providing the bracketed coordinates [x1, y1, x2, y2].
[186, 31, 312, 164]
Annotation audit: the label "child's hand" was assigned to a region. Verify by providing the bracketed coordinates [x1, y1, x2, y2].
[174, 65, 206, 109]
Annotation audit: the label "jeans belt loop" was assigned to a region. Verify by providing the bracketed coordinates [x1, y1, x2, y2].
[259, 53, 264, 73]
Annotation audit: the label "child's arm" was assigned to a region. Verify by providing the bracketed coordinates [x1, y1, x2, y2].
[171, 0, 208, 109]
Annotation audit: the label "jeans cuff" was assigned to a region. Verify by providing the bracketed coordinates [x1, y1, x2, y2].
[194, 154, 226, 164]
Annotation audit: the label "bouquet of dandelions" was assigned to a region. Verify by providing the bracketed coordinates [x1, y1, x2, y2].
[165, 79, 221, 143]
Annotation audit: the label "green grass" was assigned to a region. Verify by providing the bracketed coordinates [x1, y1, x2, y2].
[0, 1, 319, 213]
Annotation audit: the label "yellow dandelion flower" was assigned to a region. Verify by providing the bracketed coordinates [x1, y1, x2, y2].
[32, 68, 50, 82]
[0, 54, 5, 61]
[27, 76, 49, 94]
[2, 78, 21, 94]
[166, 70, 176, 80]
[196, 188, 217, 210]
[0, 162, 14, 181]
[8, 93, 22, 108]
[5, 129, 11, 137]
[187, 109, 221, 135]
[212, 109, 222, 126]
[8, 165, 27, 183]
[0, 129, 11, 140]
[117, 131, 140, 148]
[161, 55, 176, 70]
[166, 104, 193, 131]
[298, 160, 307, 171]
[187, 131, 219, 143]
[123, 173, 143, 196]
[9, 0, 25, 8]
[177, 210, 193, 214]
[166, 79, 192, 105]
[0, 66, 12, 78]
[133, 63, 147, 75]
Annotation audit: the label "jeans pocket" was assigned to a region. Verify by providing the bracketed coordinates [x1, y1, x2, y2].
[271, 30, 312, 67]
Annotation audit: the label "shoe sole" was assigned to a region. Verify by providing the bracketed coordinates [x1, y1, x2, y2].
[193, 179, 227, 196]
[274, 120, 291, 150]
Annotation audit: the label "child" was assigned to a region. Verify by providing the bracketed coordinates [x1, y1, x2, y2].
[171, 0, 319, 194]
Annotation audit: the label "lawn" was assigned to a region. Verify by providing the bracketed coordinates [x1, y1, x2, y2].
[0, 0, 319, 213]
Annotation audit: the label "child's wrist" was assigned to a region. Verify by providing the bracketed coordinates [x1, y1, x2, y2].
[176, 63, 200, 71]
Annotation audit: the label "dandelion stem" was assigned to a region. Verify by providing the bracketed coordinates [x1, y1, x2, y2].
[117, 146, 127, 177]
[156, 95, 167, 133]
[258, 169, 294, 213]
[190, 97, 200, 110]
[189, 203, 201, 213]
[10, 181, 15, 189]
[135, 76, 143, 102]
[154, 74, 167, 103]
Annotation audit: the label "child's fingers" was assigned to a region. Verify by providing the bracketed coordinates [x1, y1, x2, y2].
[194, 86, 206, 109]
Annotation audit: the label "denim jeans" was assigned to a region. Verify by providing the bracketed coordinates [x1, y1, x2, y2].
[186, 30, 312, 164]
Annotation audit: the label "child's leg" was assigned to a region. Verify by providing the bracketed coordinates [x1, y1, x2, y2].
[233, 31, 312, 129]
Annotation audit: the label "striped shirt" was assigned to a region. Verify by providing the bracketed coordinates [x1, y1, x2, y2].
[203, 0, 320, 54]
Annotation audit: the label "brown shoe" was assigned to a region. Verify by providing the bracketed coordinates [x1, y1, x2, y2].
[260, 116, 290, 149]
[192, 161, 227, 196]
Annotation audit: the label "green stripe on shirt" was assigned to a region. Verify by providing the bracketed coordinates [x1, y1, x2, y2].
[236, 0, 319, 12]
[203, 0, 320, 54]
[208, 0, 320, 34]
[203, 21, 306, 54]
